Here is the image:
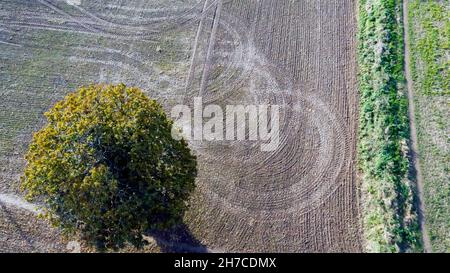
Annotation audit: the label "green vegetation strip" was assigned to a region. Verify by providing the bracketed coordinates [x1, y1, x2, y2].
[408, 0, 449, 252]
[357, 0, 422, 252]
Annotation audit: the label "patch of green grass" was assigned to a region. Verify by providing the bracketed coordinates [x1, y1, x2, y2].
[408, 0, 450, 253]
[357, 0, 422, 252]
[154, 30, 192, 74]
[0, 30, 78, 154]
[155, 60, 178, 73]
[410, 1, 449, 96]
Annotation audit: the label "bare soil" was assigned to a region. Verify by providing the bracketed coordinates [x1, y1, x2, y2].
[402, 0, 432, 253]
[0, 0, 362, 252]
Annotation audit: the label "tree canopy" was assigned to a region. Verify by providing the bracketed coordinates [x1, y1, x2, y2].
[21, 83, 197, 249]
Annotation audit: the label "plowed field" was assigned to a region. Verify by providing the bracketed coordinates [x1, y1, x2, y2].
[0, 0, 362, 252]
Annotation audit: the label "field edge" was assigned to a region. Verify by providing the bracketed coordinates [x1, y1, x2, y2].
[356, 0, 423, 252]
[407, 0, 450, 253]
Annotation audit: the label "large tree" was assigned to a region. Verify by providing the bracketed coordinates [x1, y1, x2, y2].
[21, 84, 197, 249]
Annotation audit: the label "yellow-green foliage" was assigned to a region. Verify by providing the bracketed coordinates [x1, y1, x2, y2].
[21, 84, 197, 249]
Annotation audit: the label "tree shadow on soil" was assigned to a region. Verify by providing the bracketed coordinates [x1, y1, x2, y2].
[146, 223, 208, 253]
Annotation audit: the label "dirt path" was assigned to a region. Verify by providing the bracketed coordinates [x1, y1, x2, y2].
[0, 194, 40, 214]
[402, 0, 432, 253]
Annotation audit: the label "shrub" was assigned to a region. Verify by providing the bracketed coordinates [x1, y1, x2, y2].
[21, 84, 197, 249]
[357, 0, 422, 252]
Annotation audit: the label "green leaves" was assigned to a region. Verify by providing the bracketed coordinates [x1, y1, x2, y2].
[21, 83, 197, 250]
[357, 0, 421, 252]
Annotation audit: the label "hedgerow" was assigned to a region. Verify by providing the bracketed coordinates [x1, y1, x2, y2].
[357, 0, 422, 252]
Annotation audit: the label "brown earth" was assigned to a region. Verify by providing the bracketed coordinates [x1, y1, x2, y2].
[0, 0, 362, 252]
